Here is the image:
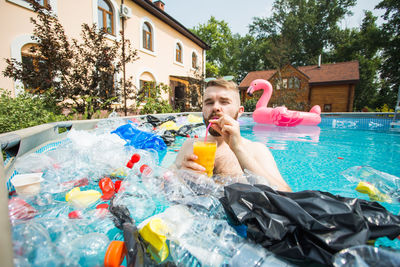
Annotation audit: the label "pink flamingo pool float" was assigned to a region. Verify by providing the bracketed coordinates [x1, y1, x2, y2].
[247, 79, 321, 126]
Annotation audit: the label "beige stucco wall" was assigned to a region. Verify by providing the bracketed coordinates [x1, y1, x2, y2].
[0, 0, 205, 104]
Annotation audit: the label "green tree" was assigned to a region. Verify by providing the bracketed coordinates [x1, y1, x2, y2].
[191, 16, 236, 77]
[249, 0, 356, 66]
[3, 1, 138, 119]
[375, 0, 400, 108]
[327, 11, 384, 110]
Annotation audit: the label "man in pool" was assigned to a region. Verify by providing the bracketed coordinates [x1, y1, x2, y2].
[173, 78, 291, 192]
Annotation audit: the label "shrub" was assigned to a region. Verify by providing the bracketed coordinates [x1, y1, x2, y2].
[375, 104, 394, 112]
[243, 98, 258, 112]
[139, 98, 178, 115]
[0, 91, 69, 134]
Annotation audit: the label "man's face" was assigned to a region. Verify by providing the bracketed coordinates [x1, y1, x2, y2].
[202, 86, 244, 136]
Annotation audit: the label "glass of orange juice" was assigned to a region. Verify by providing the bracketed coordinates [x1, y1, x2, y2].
[193, 139, 217, 177]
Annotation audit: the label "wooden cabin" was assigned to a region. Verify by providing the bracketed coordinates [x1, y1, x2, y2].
[238, 61, 359, 112]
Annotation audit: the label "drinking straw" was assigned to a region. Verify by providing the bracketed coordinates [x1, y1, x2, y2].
[205, 122, 212, 142]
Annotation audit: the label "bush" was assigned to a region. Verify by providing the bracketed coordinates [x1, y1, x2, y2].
[375, 104, 394, 112]
[243, 98, 258, 112]
[139, 98, 178, 115]
[0, 91, 69, 134]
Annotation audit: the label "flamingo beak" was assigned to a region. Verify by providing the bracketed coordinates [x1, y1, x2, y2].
[247, 86, 254, 97]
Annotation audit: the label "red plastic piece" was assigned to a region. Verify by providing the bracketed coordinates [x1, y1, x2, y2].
[126, 161, 134, 169]
[130, 153, 141, 163]
[96, 203, 109, 209]
[61, 177, 89, 190]
[101, 192, 115, 201]
[114, 181, 122, 193]
[99, 177, 115, 200]
[8, 197, 37, 221]
[337, 157, 344, 159]
[186, 134, 190, 138]
[140, 164, 149, 174]
[194, 135, 198, 138]
[99, 177, 115, 194]
[68, 210, 82, 219]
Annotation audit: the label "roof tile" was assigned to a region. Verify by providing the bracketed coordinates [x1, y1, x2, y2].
[239, 61, 359, 88]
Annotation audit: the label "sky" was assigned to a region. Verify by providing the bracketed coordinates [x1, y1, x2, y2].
[162, 0, 385, 36]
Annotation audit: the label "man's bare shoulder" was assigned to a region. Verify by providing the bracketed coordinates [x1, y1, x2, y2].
[242, 137, 267, 151]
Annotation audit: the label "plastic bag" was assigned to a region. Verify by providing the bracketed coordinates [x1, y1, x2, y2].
[176, 123, 204, 137]
[160, 130, 175, 146]
[220, 183, 400, 265]
[341, 166, 400, 202]
[111, 124, 167, 156]
[145, 115, 176, 127]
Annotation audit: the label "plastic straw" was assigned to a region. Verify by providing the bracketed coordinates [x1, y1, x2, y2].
[205, 123, 212, 142]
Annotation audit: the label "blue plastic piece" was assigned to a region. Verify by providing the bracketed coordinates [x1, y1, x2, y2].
[232, 224, 248, 238]
[112, 124, 167, 160]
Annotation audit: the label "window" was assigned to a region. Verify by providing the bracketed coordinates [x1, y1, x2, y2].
[176, 43, 182, 63]
[9, 0, 57, 13]
[275, 79, 280, 90]
[21, 44, 39, 71]
[20, 43, 50, 92]
[324, 104, 332, 112]
[98, 0, 114, 35]
[288, 77, 294, 89]
[287, 77, 301, 89]
[139, 80, 155, 98]
[282, 78, 288, 89]
[294, 77, 300, 89]
[142, 22, 153, 51]
[192, 52, 197, 69]
[24, 0, 48, 7]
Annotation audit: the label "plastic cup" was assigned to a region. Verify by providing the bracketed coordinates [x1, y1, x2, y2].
[193, 140, 217, 177]
[11, 173, 44, 196]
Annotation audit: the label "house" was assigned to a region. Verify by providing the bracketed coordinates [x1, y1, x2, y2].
[0, 0, 210, 111]
[239, 61, 359, 112]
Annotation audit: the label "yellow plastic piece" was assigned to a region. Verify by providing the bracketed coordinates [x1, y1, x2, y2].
[187, 114, 203, 123]
[355, 181, 392, 203]
[159, 121, 180, 131]
[139, 218, 170, 262]
[65, 187, 102, 208]
[65, 187, 80, 202]
[110, 167, 127, 179]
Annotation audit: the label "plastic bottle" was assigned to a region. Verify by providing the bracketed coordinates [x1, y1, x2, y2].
[229, 243, 291, 267]
[168, 241, 209, 267]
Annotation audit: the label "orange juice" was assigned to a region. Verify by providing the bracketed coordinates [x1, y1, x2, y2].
[193, 140, 217, 177]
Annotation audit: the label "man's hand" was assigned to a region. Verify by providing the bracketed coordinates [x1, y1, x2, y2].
[209, 115, 243, 150]
[180, 154, 206, 173]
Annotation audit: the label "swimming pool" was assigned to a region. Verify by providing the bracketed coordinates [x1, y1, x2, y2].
[2, 113, 400, 266]
[162, 115, 400, 214]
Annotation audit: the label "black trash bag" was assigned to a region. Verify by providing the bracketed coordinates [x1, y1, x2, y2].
[146, 115, 162, 127]
[162, 115, 176, 123]
[145, 115, 176, 127]
[219, 183, 400, 265]
[161, 130, 176, 146]
[176, 123, 204, 137]
[109, 199, 150, 267]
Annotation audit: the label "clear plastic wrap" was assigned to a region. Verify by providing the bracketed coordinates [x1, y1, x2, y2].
[332, 245, 400, 267]
[341, 166, 400, 203]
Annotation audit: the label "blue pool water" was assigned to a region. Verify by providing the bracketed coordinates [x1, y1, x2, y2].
[163, 116, 400, 214]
